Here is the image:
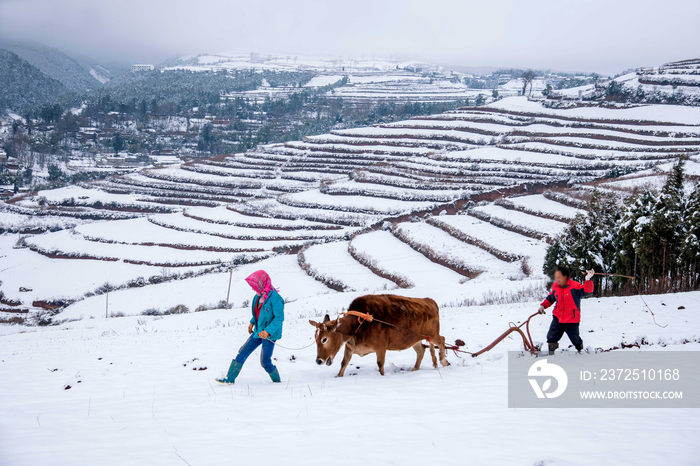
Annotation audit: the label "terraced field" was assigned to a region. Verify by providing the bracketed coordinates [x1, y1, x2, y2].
[328, 78, 478, 105]
[609, 58, 700, 104]
[2, 97, 698, 317]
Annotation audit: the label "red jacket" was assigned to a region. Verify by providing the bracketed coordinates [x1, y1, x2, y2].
[541, 278, 594, 324]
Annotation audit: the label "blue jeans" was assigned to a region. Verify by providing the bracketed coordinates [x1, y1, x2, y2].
[235, 336, 276, 373]
[546, 316, 583, 347]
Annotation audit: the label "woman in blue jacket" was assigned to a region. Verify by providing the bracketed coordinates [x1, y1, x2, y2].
[216, 270, 284, 384]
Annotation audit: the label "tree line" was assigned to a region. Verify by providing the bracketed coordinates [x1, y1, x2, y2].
[544, 158, 699, 294]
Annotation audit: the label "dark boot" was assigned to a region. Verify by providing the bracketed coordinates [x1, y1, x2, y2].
[548, 342, 558, 355]
[215, 360, 243, 385]
[575, 343, 584, 353]
[268, 366, 281, 383]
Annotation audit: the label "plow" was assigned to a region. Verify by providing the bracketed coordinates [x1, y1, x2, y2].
[448, 311, 542, 357]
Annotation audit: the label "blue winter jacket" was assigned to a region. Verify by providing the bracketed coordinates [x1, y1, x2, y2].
[250, 289, 284, 341]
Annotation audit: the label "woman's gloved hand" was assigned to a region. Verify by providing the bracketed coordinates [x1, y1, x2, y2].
[585, 269, 595, 281]
[248, 323, 254, 334]
[537, 305, 546, 315]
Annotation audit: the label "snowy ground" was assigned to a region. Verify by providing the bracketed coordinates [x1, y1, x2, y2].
[1, 290, 698, 465]
[507, 194, 585, 220]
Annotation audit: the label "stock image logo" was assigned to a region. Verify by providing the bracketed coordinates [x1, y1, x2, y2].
[528, 359, 568, 399]
[509, 352, 700, 408]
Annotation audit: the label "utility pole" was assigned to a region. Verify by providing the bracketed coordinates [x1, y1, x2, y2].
[225, 267, 233, 310]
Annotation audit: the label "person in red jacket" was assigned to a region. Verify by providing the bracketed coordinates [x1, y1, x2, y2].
[538, 265, 595, 355]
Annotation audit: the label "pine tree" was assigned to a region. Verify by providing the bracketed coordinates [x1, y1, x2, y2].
[112, 132, 124, 155]
[559, 213, 592, 273]
[543, 238, 565, 279]
[586, 189, 619, 277]
[543, 189, 619, 292]
[615, 189, 659, 292]
[651, 158, 686, 288]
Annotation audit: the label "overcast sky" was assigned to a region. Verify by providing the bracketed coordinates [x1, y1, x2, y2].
[0, 0, 698, 75]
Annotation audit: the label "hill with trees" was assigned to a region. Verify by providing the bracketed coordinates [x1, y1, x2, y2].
[0, 41, 102, 93]
[0, 49, 67, 113]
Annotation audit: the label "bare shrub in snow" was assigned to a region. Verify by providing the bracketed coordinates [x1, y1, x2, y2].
[195, 303, 222, 312]
[165, 304, 190, 315]
[127, 277, 147, 288]
[0, 315, 26, 325]
[97, 282, 115, 294]
[14, 236, 27, 249]
[32, 311, 55, 326]
[442, 282, 546, 308]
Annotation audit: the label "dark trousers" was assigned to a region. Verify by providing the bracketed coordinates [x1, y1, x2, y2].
[235, 336, 276, 373]
[546, 316, 583, 348]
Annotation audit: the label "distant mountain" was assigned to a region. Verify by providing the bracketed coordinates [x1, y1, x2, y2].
[0, 41, 101, 94]
[0, 48, 67, 113]
[72, 54, 131, 85]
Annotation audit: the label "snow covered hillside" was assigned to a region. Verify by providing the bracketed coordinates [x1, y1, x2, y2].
[552, 58, 700, 105]
[163, 51, 483, 106]
[2, 96, 699, 318]
[1, 90, 699, 465]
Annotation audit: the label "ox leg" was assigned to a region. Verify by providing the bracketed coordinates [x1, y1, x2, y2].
[337, 344, 353, 378]
[437, 335, 450, 367]
[428, 342, 438, 368]
[412, 342, 425, 371]
[375, 347, 387, 376]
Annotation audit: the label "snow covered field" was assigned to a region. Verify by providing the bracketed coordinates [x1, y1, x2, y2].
[1, 289, 698, 465]
[350, 230, 464, 289]
[471, 204, 569, 240]
[392, 221, 523, 278]
[429, 214, 548, 268]
[300, 241, 396, 292]
[502, 194, 585, 220]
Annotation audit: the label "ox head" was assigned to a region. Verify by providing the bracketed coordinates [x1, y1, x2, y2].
[309, 314, 344, 366]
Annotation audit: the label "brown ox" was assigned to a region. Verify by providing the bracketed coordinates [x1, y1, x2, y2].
[309, 294, 450, 377]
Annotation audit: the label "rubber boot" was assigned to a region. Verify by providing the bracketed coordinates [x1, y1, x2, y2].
[215, 360, 243, 385]
[548, 342, 558, 356]
[268, 366, 281, 383]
